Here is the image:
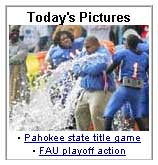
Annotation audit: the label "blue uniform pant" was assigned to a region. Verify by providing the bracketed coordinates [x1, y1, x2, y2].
[121, 102, 132, 119]
[139, 84, 149, 117]
[103, 85, 142, 119]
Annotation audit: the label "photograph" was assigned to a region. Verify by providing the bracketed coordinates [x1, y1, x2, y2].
[8, 25, 149, 131]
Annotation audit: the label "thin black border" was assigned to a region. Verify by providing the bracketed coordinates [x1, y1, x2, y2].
[5, 5, 153, 160]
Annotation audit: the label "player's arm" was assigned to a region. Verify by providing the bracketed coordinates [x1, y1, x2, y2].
[106, 50, 124, 74]
[106, 62, 119, 74]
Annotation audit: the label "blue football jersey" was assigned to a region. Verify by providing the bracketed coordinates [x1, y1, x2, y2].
[112, 49, 148, 82]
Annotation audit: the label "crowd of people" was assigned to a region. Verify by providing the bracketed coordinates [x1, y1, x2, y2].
[9, 25, 149, 131]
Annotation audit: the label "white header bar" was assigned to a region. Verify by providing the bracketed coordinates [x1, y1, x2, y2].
[7, 6, 152, 25]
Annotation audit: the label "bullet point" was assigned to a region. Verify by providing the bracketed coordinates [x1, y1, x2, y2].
[33, 150, 35, 152]
[18, 137, 20, 139]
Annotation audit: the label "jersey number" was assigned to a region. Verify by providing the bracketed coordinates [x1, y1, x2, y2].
[132, 62, 139, 79]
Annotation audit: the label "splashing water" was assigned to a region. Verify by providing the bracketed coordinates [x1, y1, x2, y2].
[9, 60, 82, 131]
[9, 56, 134, 131]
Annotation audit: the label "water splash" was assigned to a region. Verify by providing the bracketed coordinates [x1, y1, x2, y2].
[9, 60, 81, 131]
[9, 58, 133, 131]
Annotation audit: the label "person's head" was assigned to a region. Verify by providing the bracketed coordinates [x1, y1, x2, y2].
[122, 29, 140, 44]
[126, 34, 143, 50]
[84, 36, 100, 55]
[9, 26, 20, 43]
[53, 30, 74, 48]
